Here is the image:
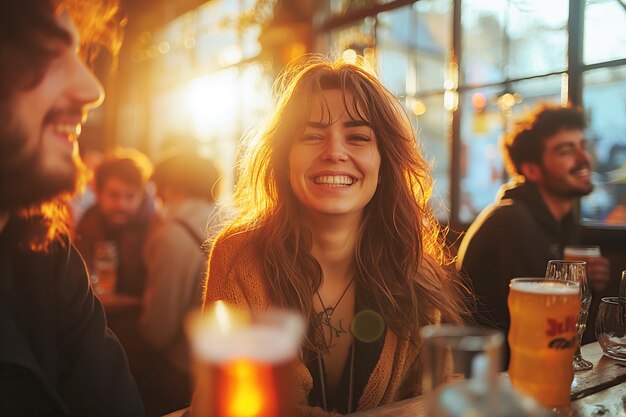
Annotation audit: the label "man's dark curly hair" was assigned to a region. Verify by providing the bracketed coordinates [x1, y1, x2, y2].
[502, 104, 587, 178]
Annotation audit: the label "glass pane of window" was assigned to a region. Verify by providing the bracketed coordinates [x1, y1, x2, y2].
[462, 0, 568, 86]
[584, 0, 626, 65]
[413, 94, 450, 220]
[327, 19, 376, 57]
[459, 75, 562, 223]
[461, 1, 507, 86]
[581, 65, 626, 227]
[506, 0, 568, 79]
[377, 1, 451, 95]
[509, 75, 564, 121]
[459, 85, 506, 223]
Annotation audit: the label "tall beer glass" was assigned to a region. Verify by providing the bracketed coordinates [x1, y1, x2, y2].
[508, 278, 580, 412]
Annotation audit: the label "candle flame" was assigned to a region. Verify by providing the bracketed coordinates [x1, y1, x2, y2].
[215, 300, 231, 333]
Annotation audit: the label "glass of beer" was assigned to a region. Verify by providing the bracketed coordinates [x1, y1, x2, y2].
[188, 302, 305, 417]
[563, 245, 602, 292]
[508, 278, 580, 413]
[545, 260, 593, 371]
[92, 240, 118, 295]
[563, 245, 600, 263]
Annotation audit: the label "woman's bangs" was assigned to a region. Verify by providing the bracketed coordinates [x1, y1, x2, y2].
[343, 82, 372, 125]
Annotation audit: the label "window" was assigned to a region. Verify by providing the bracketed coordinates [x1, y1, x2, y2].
[581, 65, 626, 226]
[458, 0, 570, 221]
[315, 0, 626, 226]
[376, 1, 453, 219]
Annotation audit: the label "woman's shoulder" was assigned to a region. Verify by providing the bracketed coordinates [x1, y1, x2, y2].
[205, 227, 269, 309]
[211, 227, 260, 258]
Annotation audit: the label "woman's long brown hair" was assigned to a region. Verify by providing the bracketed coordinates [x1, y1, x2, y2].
[218, 55, 471, 351]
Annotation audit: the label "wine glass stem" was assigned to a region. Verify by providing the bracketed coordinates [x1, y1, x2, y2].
[574, 345, 583, 360]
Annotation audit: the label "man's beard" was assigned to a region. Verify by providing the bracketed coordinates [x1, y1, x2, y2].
[542, 165, 594, 200]
[0, 123, 78, 212]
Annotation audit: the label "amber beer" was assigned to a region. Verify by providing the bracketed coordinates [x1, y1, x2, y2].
[563, 245, 600, 264]
[193, 357, 297, 417]
[92, 240, 118, 295]
[189, 306, 304, 417]
[508, 278, 580, 409]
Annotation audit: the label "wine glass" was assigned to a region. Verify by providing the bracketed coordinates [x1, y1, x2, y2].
[545, 260, 593, 371]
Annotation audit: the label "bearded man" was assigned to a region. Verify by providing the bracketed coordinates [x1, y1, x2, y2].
[0, 1, 143, 414]
[457, 105, 610, 365]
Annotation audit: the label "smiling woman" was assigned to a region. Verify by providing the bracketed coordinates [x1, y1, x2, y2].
[199, 55, 473, 416]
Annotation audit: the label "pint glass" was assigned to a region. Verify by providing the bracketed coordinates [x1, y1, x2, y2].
[92, 240, 118, 295]
[563, 245, 600, 264]
[188, 303, 305, 417]
[508, 278, 580, 410]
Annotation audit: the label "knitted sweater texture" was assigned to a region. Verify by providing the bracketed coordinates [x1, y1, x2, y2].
[204, 230, 423, 416]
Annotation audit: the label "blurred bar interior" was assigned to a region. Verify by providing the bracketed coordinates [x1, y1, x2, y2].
[87, 0, 626, 234]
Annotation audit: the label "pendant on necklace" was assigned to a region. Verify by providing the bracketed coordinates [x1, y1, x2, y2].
[322, 307, 335, 323]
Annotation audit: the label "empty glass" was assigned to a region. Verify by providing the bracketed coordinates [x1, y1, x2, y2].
[545, 260, 593, 371]
[420, 325, 549, 417]
[595, 297, 626, 361]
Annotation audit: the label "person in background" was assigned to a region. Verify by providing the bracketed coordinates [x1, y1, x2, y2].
[0, 0, 143, 415]
[140, 150, 225, 415]
[198, 55, 471, 416]
[457, 104, 610, 364]
[70, 144, 104, 225]
[76, 149, 156, 297]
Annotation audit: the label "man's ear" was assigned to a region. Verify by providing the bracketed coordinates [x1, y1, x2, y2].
[520, 162, 543, 182]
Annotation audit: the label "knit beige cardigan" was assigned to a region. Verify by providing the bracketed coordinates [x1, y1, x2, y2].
[203, 231, 423, 416]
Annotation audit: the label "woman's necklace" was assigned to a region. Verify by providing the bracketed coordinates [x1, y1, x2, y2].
[316, 276, 355, 347]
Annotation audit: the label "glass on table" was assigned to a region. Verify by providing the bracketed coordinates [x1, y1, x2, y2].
[187, 302, 305, 417]
[545, 260, 593, 371]
[595, 297, 626, 361]
[508, 278, 580, 416]
[421, 325, 548, 417]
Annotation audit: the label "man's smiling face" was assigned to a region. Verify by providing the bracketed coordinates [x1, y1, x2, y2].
[0, 10, 103, 210]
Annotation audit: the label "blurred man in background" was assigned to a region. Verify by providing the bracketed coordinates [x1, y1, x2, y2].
[76, 149, 156, 297]
[457, 105, 610, 365]
[139, 150, 225, 415]
[0, 0, 143, 414]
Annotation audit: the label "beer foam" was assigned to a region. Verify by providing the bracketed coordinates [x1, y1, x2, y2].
[564, 246, 600, 257]
[192, 323, 304, 364]
[510, 280, 579, 295]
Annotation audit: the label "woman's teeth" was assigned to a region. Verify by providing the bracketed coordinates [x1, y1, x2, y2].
[313, 175, 354, 186]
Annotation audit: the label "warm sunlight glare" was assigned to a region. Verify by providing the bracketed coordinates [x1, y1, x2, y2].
[184, 71, 239, 139]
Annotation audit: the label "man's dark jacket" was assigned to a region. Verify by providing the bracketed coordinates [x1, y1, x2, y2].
[457, 181, 580, 335]
[0, 219, 144, 416]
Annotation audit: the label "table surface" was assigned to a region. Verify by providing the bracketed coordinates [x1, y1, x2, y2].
[164, 342, 626, 417]
[350, 342, 626, 417]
